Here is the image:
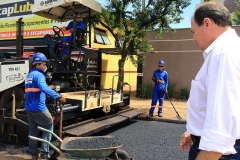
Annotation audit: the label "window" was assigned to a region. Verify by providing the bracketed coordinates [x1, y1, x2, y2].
[114, 34, 124, 47]
[115, 40, 124, 47]
[94, 29, 111, 45]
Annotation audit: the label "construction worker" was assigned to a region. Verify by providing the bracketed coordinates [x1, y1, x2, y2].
[60, 11, 85, 59]
[147, 60, 168, 118]
[24, 52, 66, 160]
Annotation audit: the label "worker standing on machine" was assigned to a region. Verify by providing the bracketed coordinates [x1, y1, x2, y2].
[60, 11, 85, 59]
[147, 60, 168, 118]
[24, 52, 66, 160]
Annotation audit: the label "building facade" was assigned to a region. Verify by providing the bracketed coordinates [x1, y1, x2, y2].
[143, 26, 240, 98]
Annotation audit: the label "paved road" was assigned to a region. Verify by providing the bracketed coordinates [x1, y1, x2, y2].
[0, 119, 188, 160]
[93, 119, 188, 160]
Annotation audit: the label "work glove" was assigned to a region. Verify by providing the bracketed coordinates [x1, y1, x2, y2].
[59, 95, 66, 104]
[164, 90, 168, 94]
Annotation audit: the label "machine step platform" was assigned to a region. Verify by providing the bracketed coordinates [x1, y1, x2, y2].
[62, 108, 142, 137]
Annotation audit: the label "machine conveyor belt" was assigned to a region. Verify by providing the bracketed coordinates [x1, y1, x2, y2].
[62, 108, 142, 137]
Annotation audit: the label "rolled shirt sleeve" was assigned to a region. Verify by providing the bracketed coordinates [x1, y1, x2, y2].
[200, 131, 236, 154]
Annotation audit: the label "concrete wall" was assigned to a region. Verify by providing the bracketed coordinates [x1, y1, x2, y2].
[143, 26, 240, 95]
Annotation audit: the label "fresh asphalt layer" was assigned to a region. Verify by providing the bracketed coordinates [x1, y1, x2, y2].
[93, 119, 188, 160]
[0, 119, 188, 160]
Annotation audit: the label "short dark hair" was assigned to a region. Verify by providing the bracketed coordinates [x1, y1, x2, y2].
[194, 2, 232, 27]
[32, 62, 41, 68]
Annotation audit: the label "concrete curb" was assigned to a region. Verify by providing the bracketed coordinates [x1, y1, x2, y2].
[137, 116, 186, 124]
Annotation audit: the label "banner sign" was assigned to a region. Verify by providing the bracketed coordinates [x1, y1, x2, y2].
[0, 0, 69, 40]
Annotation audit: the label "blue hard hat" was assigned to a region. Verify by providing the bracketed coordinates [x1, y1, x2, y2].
[158, 60, 165, 66]
[73, 11, 81, 17]
[32, 52, 48, 63]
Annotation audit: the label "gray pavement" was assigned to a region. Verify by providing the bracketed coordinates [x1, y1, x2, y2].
[93, 120, 188, 160]
[0, 119, 188, 160]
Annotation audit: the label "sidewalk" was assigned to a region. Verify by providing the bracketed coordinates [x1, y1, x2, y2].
[130, 95, 187, 124]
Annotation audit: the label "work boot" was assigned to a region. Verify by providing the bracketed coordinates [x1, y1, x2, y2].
[32, 152, 41, 160]
[146, 114, 153, 118]
[158, 113, 163, 117]
[40, 152, 50, 159]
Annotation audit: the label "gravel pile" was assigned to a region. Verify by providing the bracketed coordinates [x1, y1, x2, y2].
[63, 137, 121, 150]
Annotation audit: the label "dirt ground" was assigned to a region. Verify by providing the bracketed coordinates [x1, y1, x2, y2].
[130, 95, 187, 122]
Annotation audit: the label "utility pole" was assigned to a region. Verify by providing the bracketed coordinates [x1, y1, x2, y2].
[142, 0, 145, 10]
[136, 0, 145, 97]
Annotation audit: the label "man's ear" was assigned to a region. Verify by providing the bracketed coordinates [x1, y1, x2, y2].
[203, 18, 211, 29]
[35, 63, 40, 68]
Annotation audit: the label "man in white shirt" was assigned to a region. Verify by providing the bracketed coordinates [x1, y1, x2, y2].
[179, 2, 240, 160]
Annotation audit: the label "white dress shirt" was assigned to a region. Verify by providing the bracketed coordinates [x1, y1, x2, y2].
[187, 29, 240, 155]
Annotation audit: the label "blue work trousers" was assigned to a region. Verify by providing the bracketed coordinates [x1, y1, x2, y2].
[189, 142, 240, 160]
[27, 109, 53, 159]
[149, 89, 165, 114]
[61, 36, 73, 55]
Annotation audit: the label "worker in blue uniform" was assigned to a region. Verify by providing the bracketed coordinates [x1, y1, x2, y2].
[147, 60, 168, 118]
[60, 11, 85, 59]
[25, 52, 66, 160]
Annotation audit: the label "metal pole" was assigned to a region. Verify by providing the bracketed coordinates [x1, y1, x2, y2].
[73, 10, 76, 45]
[136, 0, 145, 97]
[12, 91, 16, 119]
[88, 9, 91, 47]
[16, 18, 24, 57]
[136, 54, 143, 97]
[59, 104, 63, 139]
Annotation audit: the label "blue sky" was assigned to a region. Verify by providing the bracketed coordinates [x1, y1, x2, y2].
[170, 0, 200, 28]
[95, 0, 201, 29]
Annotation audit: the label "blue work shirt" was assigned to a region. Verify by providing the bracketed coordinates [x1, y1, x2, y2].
[153, 69, 168, 90]
[66, 20, 84, 36]
[24, 68, 60, 112]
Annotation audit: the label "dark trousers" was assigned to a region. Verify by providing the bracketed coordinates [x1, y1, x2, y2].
[189, 142, 240, 160]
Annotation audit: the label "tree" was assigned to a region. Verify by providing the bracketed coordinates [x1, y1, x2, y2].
[204, 0, 240, 25]
[87, 0, 191, 91]
[231, 0, 240, 25]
